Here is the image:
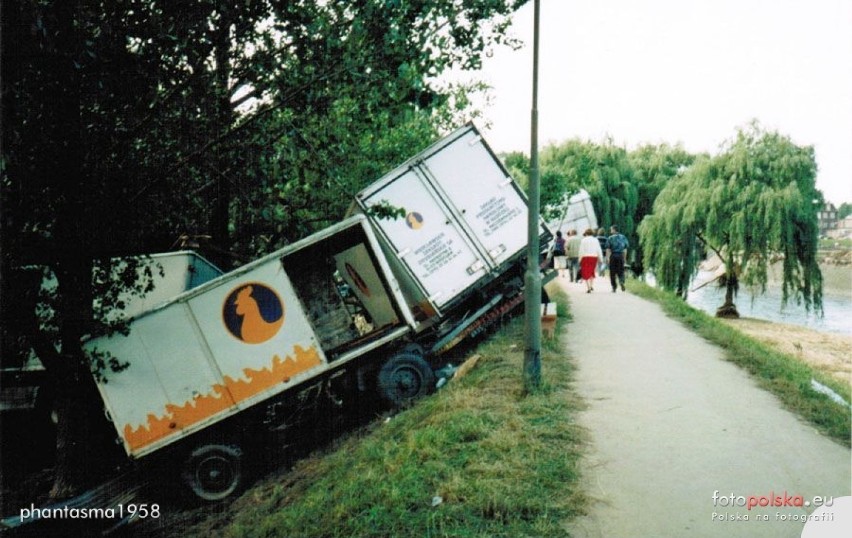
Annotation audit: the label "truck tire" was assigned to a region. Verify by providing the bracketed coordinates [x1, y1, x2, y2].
[400, 342, 425, 356]
[377, 352, 436, 407]
[181, 444, 243, 502]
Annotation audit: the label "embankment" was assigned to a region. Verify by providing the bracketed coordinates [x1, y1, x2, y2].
[719, 317, 851, 384]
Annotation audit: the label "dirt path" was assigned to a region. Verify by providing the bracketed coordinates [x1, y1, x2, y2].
[556, 279, 851, 538]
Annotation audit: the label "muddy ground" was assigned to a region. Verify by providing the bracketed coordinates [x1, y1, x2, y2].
[697, 257, 850, 383]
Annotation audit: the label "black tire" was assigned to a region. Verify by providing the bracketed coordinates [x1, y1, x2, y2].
[377, 352, 436, 407]
[400, 342, 425, 356]
[181, 443, 243, 502]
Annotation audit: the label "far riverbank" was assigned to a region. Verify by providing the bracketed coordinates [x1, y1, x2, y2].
[815, 262, 852, 297]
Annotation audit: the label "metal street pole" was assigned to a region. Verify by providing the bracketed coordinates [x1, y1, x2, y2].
[523, 0, 542, 391]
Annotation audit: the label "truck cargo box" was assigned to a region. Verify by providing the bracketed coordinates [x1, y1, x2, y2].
[352, 123, 550, 325]
[86, 216, 414, 459]
[545, 189, 598, 236]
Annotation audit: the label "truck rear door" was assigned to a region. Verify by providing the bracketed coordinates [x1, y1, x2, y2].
[419, 128, 529, 268]
[359, 168, 489, 308]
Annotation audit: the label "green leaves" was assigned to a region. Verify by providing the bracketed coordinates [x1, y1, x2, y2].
[2, 0, 528, 375]
[640, 122, 823, 313]
[366, 200, 407, 221]
[532, 139, 638, 238]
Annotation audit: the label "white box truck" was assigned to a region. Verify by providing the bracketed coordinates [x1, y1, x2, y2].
[81, 124, 550, 502]
[86, 216, 420, 501]
[545, 188, 598, 236]
[96, 251, 224, 323]
[351, 123, 551, 353]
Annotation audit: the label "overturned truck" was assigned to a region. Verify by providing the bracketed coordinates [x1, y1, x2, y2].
[84, 124, 551, 501]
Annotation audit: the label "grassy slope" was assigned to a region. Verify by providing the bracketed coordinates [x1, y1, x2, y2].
[629, 281, 851, 447]
[191, 289, 586, 538]
[155, 279, 850, 537]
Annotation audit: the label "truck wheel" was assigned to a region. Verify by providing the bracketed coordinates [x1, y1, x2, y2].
[378, 352, 436, 407]
[181, 444, 243, 502]
[400, 342, 425, 356]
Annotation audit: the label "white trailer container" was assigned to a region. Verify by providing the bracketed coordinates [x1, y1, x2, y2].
[351, 123, 551, 336]
[85, 216, 417, 500]
[545, 189, 598, 235]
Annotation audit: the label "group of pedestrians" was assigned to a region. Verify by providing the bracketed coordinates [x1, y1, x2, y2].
[551, 226, 629, 293]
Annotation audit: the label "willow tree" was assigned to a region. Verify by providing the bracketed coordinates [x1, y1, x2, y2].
[639, 123, 823, 317]
[536, 140, 637, 239]
[502, 151, 579, 223]
[628, 144, 698, 274]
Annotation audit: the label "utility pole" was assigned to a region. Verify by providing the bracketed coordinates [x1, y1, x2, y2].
[523, 0, 542, 391]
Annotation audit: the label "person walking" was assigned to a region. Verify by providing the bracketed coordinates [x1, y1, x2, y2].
[606, 225, 629, 292]
[579, 228, 604, 293]
[551, 231, 567, 278]
[596, 227, 608, 277]
[566, 229, 582, 282]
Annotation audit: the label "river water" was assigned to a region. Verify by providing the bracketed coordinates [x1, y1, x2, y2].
[685, 273, 852, 336]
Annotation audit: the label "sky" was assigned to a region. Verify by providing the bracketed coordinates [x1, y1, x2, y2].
[456, 0, 852, 205]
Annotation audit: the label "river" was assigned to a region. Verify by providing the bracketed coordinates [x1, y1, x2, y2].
[685, 273, 852, 336]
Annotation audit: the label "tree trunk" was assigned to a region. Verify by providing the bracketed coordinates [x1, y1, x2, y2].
[47, 0, 97, 498]
[716, 256, 740, 319]
[676, 260, 690, 300]
[50, 258, 96, 499]
[49, 375, 84, 499]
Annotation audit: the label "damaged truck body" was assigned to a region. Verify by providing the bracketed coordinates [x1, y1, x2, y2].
[83, 124, 551, 502]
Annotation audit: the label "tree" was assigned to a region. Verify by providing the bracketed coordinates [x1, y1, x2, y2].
[837, 202, 852, 220]
[510, 140, 701, 275]
[1, 0, 525, 497]
[502, 151, 575, 223]
[628, 144, 698, 273]
[639, 122, 823, 317]
[537, 140, 637, 242]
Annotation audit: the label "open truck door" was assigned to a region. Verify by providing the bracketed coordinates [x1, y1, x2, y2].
[85, 216, 417, 501]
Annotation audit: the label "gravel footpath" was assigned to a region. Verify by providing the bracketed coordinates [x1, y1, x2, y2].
[557, 278, 851, 538]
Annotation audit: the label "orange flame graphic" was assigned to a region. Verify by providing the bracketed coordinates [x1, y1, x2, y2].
[123, 345, 322, 451]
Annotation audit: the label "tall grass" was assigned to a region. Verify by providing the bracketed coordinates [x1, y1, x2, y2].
[629, 281, 851, 446]
[205, 288, 585, 538]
